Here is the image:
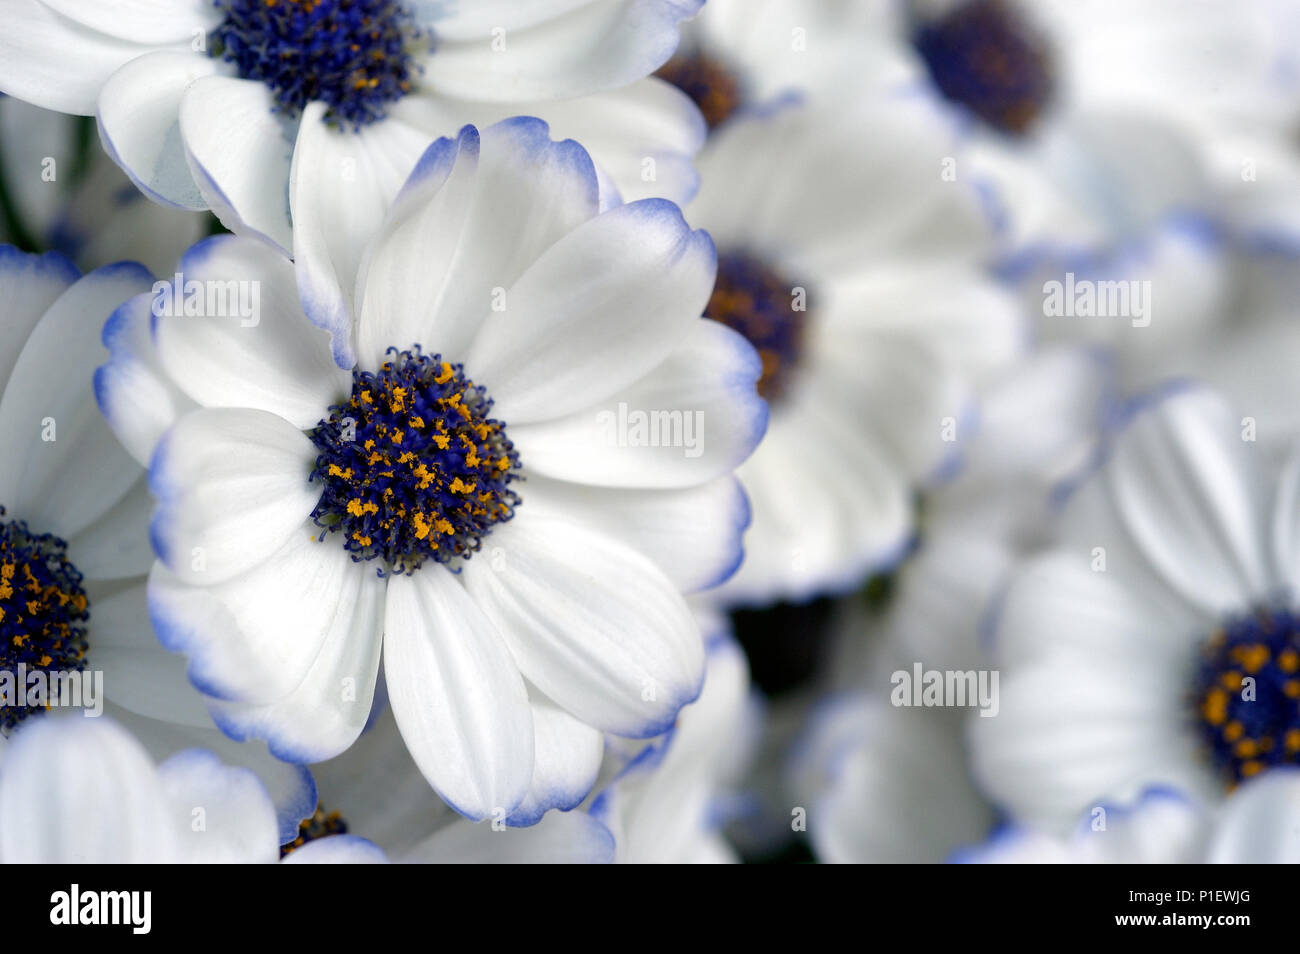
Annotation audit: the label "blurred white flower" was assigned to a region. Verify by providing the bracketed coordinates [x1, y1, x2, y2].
[684, 97, 1022, 606]
[973, 386, 1300, 832]
[790, 347, 1109, 862]
[956, 770, 1300, 863]
[95, 118, 765, 826]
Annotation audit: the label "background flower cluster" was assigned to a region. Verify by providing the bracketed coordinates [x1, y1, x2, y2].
[0, 0, 1298, 864]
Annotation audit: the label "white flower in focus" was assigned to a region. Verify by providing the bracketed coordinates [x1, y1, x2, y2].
[972, 386, 1300, 832]
[95, 118, 766, 826]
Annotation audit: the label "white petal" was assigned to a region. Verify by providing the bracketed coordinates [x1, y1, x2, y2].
[383, 568, 534, 820]
[156, 749, 279, 863]
[0, 0, 165, 115]
[0, 262, 152, 537]
[153, 235, 350, 427]
[1208, 769, 1300, 863]
[464, 197, 715, 424]
[507, 692, 603, 826]
[179, 76, 296, 251]
[68, 477, 155, 581]
[41, 0, 219, 44]
[95, 290, 198, 468]
[108, 705, 317, 844]
[290, 105, 432, 368]
[147, 530, 364, 705]
[523, 474, 749, 593]
[420, 0, 701, 101]
[206, 567, 385, 763]
[149, 407, 320, 584]
[0, 715, 173, 863]
[1104, 387, 1273, 614]
[461, 512, 704, 737]
[390, 77, 704, 205]
[356, 118, 598, 371]
[969, 661, 1217, 833]
[0, 246, 79, 387]
[510, 319, 764, 489]
[97, 51, 219, 210]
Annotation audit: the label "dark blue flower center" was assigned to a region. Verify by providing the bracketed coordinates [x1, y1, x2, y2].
[1194, 607, 1300, 786]
[309, 347, 522, 575]
[280, 803, 348, 858]
[656, 51, 744, 130]
[210, 0, 425, 129]
[705, 252, 808, 402]
[0, 508, 90, 732]
[913, 0, 1054, 136]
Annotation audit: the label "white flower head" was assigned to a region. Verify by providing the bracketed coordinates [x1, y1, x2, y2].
[973, 385, 1300, 832]
[684, 95, 1024, 606]
[96, 116, 766, 826]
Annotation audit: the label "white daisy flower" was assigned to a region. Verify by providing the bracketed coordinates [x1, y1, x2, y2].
[0, 0, 706, 305]
[956, 771, 1300, 863]
[95, 117, 765, 826]
[683, 96, 1022, 605]
[0, 244, 317, 841]
[0, 95, 205, 276]
[972, 385, 1300, 832]
[0, 713, 373, 862]
[588, 622, 755, 863]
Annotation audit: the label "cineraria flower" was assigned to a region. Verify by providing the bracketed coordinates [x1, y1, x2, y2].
[95, 117, 765, 825]
[0, 244, 315, 841]
[685, 97, 1022, 605]
[0, 714, 370, 862]
[790, 348, 1108, 863]
[955, 771, 1300, 864]
[589, 621, 755, 863]
[972, 385, 1300, 832]
[0, 0, 706, 327]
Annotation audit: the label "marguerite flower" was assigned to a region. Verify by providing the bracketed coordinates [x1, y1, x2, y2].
[0, 713, 370, 862]
[956, 771, 1300, 864]
[685, 96, 1022, 605]
[972, 385, 1300, 832]
[0, 244, 316, 841]
[0, 0, 707, 323]
[95, 117, 766, 826]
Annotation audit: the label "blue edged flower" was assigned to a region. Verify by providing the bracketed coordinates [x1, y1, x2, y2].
[95, 117, 766, 826]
